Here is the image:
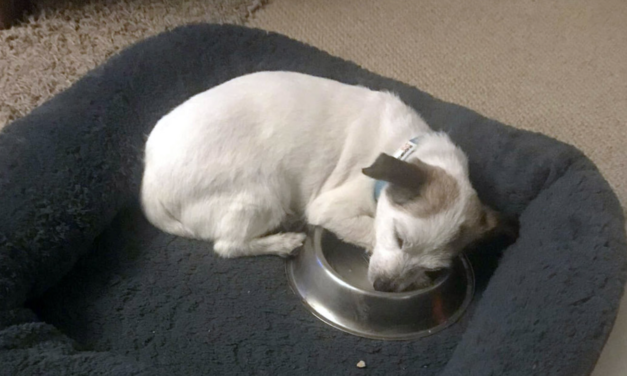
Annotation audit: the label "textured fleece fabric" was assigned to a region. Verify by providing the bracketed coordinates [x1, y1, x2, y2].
[0, 24, 625, 376]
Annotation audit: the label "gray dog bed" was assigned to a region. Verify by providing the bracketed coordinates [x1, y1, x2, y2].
[0, 24, 625, 376]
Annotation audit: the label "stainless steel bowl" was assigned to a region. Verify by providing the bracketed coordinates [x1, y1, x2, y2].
[286, 227, 475, 340]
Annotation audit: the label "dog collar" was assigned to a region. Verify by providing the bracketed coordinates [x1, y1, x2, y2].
[374, 136, 422, 201]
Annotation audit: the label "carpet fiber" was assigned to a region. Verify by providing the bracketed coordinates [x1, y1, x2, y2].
[0, 0, 266, 128]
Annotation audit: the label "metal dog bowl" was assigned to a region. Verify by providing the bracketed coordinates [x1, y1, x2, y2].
[286, 227, 475, 340]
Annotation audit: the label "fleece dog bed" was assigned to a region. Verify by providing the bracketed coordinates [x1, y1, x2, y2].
[1, 24, 625, 376]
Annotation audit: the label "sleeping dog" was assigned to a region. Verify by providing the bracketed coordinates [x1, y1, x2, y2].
[141, 71, 504, 292]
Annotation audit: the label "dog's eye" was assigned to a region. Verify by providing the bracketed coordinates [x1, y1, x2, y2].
[394, 229, 404, 249]
[396, 235, 403, 248]
[479, 211, 488, 227]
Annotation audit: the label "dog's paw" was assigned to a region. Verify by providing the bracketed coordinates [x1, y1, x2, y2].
[273, 232, 307, 258]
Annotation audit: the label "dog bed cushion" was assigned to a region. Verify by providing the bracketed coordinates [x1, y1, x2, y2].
[0, 24, 625, 376]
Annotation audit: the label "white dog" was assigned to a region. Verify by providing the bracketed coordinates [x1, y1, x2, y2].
[141, 71, 502, 292]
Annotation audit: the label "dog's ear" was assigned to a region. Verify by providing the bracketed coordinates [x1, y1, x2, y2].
[362, 153, 432, 203]
[479, 205, 500, 234]
[487, 209, 520, 241]
[462, 208, 520, 254]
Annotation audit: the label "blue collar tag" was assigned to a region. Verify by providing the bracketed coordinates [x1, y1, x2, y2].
[374, 136, 422, 201]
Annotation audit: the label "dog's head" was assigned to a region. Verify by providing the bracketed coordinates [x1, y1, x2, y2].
[362, 135, 514, 292]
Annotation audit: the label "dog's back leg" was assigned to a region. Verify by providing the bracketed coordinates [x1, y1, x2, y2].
[182, 194, 305, 258]
[213, 232, 306, 258]
[211, 203, 306, 258]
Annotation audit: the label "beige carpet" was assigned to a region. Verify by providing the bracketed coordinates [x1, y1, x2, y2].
[248, 0, 627, 375]
[0, 0, 266, 128]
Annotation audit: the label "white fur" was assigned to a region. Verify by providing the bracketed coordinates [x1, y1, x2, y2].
[369, 136, 475, 291]
[141, 71, 479, 290]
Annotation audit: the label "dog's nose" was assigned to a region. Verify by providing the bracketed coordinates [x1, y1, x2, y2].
[373, 278, 395, 292]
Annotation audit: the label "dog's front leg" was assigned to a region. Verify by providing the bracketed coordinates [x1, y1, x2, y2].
[323, 214, 376, 252]
[307, 190, 376, 252]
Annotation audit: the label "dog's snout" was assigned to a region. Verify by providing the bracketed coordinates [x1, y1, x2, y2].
[373, 270, 440, 293]
[373, 278, 395, 292]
